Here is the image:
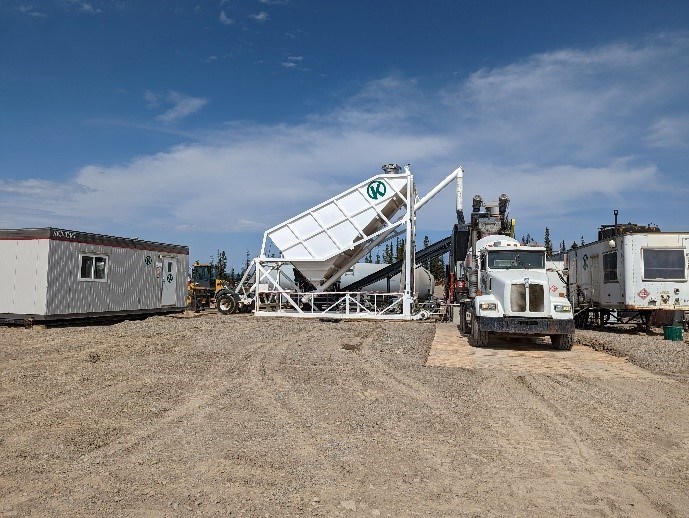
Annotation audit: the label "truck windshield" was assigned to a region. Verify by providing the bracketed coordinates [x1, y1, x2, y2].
[487, 250, 545, 270]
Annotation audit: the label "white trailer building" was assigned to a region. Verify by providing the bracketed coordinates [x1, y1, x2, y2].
[0, 228, 188, 323]
[566, 225, 689, 328]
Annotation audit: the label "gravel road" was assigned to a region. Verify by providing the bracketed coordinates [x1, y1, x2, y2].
[1, 313, 688, 517]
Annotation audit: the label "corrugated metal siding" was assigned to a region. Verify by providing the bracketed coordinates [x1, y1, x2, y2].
[0, 239, 49, 314]
[46, 240, 188, 315]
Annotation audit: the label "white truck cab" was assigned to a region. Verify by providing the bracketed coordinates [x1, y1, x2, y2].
[462, 235, 575, 349]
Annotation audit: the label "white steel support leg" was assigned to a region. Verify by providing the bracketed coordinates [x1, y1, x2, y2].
[403, 171, 414, 317]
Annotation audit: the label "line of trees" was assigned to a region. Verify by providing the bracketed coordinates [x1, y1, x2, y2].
[521, 228, 587, 258]
[364, 236, 446, 283]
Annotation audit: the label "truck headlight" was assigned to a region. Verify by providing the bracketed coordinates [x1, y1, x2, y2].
[554, 304, 571, 312]
[479, 302, 497, 310]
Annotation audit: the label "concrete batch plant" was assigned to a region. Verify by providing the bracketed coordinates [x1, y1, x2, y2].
[0, 228, 189, 323]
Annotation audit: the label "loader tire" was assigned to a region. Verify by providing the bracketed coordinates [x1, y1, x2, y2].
[216, 290, 238, 315]
[551, 333, 573, 351]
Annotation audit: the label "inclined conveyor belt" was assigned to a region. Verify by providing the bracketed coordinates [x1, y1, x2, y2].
[343, 236, 451, 292]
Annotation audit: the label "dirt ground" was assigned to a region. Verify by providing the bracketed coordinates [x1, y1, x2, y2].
[1, 313, 688, 517]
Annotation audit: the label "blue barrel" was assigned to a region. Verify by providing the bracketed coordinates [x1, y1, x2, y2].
[663, 325, 684, 341]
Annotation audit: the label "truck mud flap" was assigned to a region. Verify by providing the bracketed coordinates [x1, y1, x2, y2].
[478, 317, 575, 335]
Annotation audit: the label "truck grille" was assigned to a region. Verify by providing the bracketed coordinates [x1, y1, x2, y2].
[510, 283, 545, 312]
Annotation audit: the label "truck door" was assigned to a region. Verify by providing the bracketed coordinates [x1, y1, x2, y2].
[161, 257, 178, 306]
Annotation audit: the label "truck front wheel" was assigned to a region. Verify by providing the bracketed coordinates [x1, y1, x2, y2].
[471, 316, 490, 348]
[551, 333, 573, 351]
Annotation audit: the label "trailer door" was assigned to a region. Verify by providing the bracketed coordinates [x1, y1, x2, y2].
[161, 257, 178, 306]
[588, 253, 601, 303]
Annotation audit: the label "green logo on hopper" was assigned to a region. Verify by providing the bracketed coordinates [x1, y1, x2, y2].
[367, 180, 387, 200]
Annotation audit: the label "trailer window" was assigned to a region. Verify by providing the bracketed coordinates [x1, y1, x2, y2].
[603, 251, 618, 282]
[79, 254, 108, 281]
[642, 249, 686, 280]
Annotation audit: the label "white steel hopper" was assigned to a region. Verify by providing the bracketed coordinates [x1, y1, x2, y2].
[262, 167, 411, 288]
[242, 163, 465, 320]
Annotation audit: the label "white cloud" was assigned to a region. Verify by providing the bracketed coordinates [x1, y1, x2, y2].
[18, 5, 46, 17]
[441, 42, 688, 165]
[647, 115, 689, 148]
[3, 34, 688, 260]
[249, 11, 269, 22]
[259, 0, 288, 4]
[65, 0, 102, 14]
[144, 90, 159, 107]
[148, 91, 208, 123]
[281, 55, 309, 71]
[219, 10, 235, 25]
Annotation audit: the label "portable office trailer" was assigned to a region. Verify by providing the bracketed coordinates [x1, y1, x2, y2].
[566, 229, 689, 327]
[0, 228, 189, 322]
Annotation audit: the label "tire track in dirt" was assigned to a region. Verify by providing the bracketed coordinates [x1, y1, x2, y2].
[3, 314, 688, 516]
[496, 371, 687, 516]
[379, 324, 684, 516]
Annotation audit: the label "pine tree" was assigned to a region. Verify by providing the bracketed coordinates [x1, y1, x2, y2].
[396, 238, 405, 262]
[384, 243, 393, 264]
[364, 251, 373, 263]
[571, 241, 579, 250]
[430, 253, 446, 284]
[559, 240, 566, 255]
[580, 235, 585, 246]
[544, 228, 553, 258]
[216, 250, 228, 280]
[423, 236, 431, 271]
[375, 253, 381, 264]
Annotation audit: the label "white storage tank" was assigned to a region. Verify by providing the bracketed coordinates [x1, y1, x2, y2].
[339, 263, 435, 301]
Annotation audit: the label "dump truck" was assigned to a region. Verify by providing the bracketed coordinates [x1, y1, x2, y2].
[453, 195, 575, 349]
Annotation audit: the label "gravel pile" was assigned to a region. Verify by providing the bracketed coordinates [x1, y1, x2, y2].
[576, 327, 689, 380]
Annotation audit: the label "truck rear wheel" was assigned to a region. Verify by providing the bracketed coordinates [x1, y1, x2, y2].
[459, 303, 469, 334]
[551, 333, 573, 351]
[216, 290, 238, 315]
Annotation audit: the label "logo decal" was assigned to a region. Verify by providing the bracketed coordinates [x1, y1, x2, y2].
[145, 255, 152, 265]
[166, 273, 174, 283]
[550, 285, 558, 293]
[367, 180, 387, 200]
[637, 288, 650, 300]
[582, 254, 589, 270]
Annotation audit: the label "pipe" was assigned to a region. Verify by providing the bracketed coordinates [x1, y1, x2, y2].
[614, 209, 619, 234]
[414, 166, 464, 212]
[456, 166, 464, 223]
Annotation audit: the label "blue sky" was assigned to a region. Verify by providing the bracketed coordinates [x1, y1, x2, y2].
[1, 1, 688, 270]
